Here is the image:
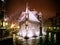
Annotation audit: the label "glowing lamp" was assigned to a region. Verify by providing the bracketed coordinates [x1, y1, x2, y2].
[10, 24, 15, 28]
[26, 20, 29, 26]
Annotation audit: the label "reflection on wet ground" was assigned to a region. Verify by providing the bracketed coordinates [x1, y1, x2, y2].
[15, 35, 60, 45]
[0, 32, 60, 45]
[15, 33, 60, 45]
[16, 37, 43, 45]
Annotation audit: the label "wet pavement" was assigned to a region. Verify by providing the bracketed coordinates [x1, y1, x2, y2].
[15, 31, 60, 45]
[15, 35, 59, 45]
[0, 31, 60, 45]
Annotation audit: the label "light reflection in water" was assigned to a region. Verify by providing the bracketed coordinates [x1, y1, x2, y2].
[16, 33, 57, 45]
[16, 37, 41, 45]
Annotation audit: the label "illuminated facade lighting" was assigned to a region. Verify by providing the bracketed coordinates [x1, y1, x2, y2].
[17, 3, 46, 38]
[10, 24, 15, 28]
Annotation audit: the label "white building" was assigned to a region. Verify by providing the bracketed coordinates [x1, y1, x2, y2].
[17, 3, 45, 38]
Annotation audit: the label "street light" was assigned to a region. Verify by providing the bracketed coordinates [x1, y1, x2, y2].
[10, 24, 15, 28]
[38, 12, 43, 36]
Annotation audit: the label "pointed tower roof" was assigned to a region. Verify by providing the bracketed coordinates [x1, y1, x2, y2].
[18, 3, 40, 23]
[26, 2, 29, 13]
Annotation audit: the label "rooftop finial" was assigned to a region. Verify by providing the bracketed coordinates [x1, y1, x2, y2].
[26, 2, 29, 13]
[26, 2, 28, 8]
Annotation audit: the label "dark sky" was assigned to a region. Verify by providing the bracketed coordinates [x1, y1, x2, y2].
[4, 0, 60, 21]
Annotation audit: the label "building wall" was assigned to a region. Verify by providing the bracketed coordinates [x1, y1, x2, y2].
[17, 22, 40, 37]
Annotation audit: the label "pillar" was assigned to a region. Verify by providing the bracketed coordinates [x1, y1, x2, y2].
[40, 27, 42, 36]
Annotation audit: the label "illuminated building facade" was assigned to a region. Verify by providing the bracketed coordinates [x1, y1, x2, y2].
[17, 3, 46, 38]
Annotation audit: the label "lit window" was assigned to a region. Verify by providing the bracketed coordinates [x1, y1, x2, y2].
[26, 13, 29, 19]
[57, 27, 59, 29]
[54, 27, 56, 29]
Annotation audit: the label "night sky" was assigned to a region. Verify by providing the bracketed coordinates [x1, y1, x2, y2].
[4, 0, 60, 22]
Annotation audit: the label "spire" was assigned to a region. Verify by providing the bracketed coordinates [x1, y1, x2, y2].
[26, 2, 29, 13]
